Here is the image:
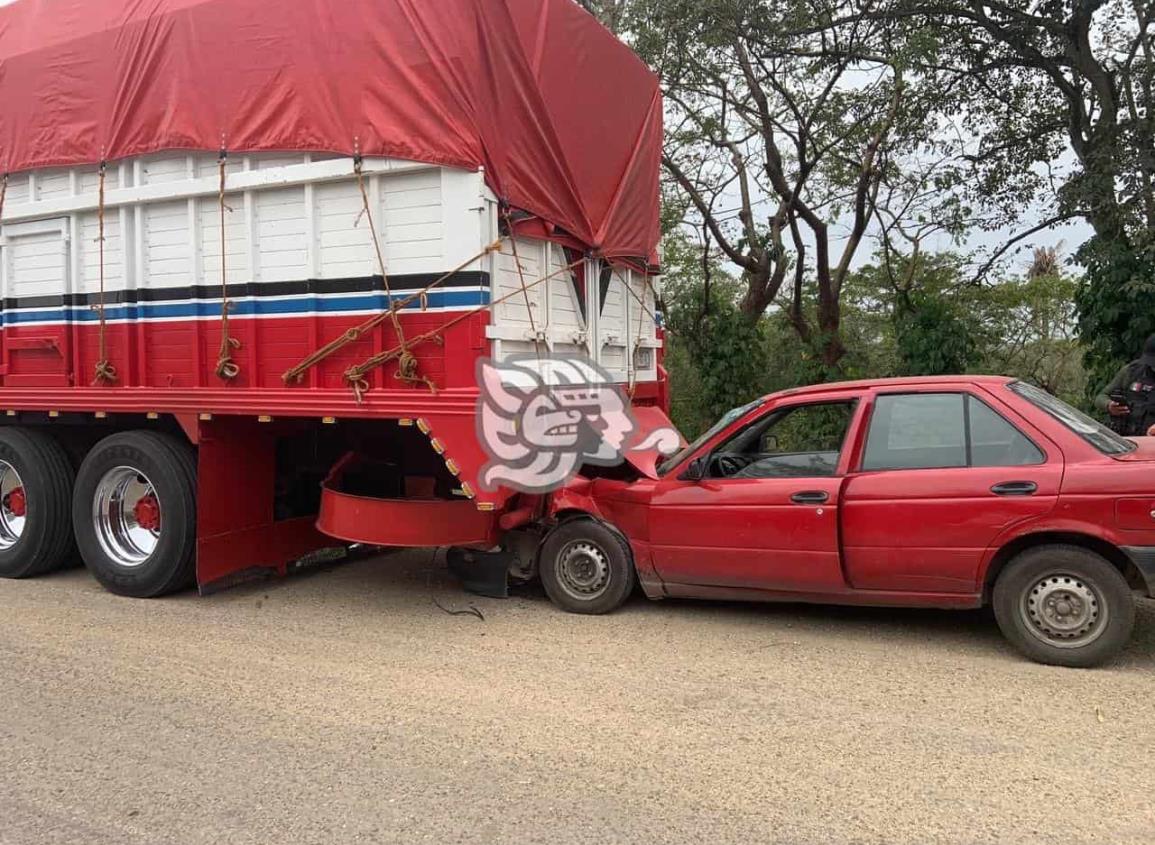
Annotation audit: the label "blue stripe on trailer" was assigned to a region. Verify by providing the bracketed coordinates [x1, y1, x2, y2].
[0, 289, 491, 326]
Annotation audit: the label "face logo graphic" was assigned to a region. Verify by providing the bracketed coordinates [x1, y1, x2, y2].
[476, 355, 681, 493]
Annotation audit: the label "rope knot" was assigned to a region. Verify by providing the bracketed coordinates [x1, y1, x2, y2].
[345, 372, 370, 405]
[92, 359, 117, 386]
[216, 335, 242, 381]
[395, 350, 438, 393]
[214, 155, 241, 382]
[398, 350, 420, 381]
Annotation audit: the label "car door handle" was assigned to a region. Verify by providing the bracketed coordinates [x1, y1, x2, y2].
[791, 491, 830, 505]
[991, 481, 1038, 497]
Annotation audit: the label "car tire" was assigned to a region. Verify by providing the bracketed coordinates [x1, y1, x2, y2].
[0, 427, 76, 579]
[539, 518, 635, 615]
[73, 431, 197, 598]
[992, 545, 1134, 668]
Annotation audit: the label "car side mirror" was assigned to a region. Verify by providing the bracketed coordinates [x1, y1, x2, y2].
[679, 455, 708, 482]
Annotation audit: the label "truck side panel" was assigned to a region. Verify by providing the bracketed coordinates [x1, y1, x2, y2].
[1, 155, 492, 393]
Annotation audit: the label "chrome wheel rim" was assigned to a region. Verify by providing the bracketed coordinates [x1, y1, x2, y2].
[0, 461, 27, 550]
[93, 466, 161, 568]
[556, 540, 611, 601]
[1020, 573, 1108, 649]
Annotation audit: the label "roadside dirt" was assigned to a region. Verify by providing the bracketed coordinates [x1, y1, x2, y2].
[2, 550, 1153, 844]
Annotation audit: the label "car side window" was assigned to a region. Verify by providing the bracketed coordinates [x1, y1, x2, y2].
[708, 401, 856, 479]
[863, 393, 1043, 471]
[863, 394, 966, 470]
[968, 397, 1045, 466]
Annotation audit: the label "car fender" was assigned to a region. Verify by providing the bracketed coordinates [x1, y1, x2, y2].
[979, 512, 1131, 590]
[547, 477, 605, 521]
[546, 478, 668, 599]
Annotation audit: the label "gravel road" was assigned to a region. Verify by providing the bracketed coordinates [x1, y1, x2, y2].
[1, 550, 1153, 845]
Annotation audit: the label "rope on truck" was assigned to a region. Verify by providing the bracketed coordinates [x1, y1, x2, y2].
[343, 257, 584, 404]
[623, 269, 669, 399]
[280, 155, 662, 400]
[351, 152, 439, 393]
[92, 162, 118, 385]
[280, 237, 506, 386]
[502, 207, 544, 361]
[628, 268, 647, 397]
[214, 151, 242, 381]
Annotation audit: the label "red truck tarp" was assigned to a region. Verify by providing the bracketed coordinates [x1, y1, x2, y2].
[0, 0, 661, 262]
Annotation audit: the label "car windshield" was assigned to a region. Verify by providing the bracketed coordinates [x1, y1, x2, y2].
[657, 398, 764, 476]
[1009, 381, 1136, 455]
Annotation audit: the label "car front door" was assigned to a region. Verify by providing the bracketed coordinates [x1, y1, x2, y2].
[647, 398, 862, 592]
[840, 389, 1063, 594]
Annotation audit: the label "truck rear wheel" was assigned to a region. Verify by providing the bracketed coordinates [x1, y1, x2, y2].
[992, 545, 1135, 668]
[73, 431, 197, 598]
[539, 518, 635, 615]
[0, 428, 76, 579]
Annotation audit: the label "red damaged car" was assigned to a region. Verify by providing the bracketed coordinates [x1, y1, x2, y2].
[541, 376, 1155, 667]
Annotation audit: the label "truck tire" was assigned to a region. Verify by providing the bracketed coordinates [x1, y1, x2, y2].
[539, 518, 635, 615]
[73, 431, 197, 598]
[993, 545, 1135, 668]
[0, 427, 76, 579]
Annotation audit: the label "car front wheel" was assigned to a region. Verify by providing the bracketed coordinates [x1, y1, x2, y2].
[539, 519, 635, 615]
[993, 545, 1135, 668]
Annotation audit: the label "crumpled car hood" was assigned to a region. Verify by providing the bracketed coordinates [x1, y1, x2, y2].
[622, 405, 684, 479]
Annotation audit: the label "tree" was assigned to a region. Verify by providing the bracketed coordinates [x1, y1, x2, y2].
[845, 252, 987, 376]
[626, 0, 955, 372]
[844, 248, 1087, 399]
[986, 266, 1086, 403]
[784, 1, 1153, 389]
[661, 231, 772, 432]
[574, 0, 629, 31]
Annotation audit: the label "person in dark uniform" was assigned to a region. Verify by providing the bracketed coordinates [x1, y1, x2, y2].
[1095, 334, 1155, 437]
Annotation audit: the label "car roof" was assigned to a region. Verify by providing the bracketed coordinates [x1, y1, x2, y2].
[771, 374, 1016, 401]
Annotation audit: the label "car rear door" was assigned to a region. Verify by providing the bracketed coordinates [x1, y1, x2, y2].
[840, 388, 1063, 593]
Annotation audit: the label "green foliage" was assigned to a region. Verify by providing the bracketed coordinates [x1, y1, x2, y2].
[983, 271, 1086, 405]
[613, 0, 1152, 432]
[769, 403, 855, 454]
[660, 232, 771, 435]
[689, 303, 772, 422]
[1075, 236, 1155, 399]
[662, 230, 1090, 437]
[894, 293, 980, 376]
[842, 253, 986, 378]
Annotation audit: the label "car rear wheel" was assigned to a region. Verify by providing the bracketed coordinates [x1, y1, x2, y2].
[993, 545, 1134, 668]
[0, 427, 76, 579]
[539, 519, 635, 615]
[73, 431, 197, 598]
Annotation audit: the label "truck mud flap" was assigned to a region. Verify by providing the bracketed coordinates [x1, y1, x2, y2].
[447, 547, 512, 599]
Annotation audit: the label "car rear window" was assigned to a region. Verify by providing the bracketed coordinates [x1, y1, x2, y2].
[1009, 381, 1135, 455]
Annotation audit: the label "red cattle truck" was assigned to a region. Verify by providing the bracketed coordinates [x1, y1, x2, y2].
[0, 2, 671, 598]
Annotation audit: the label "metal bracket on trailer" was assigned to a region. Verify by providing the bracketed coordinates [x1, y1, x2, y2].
[446, 547, 514, 599]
